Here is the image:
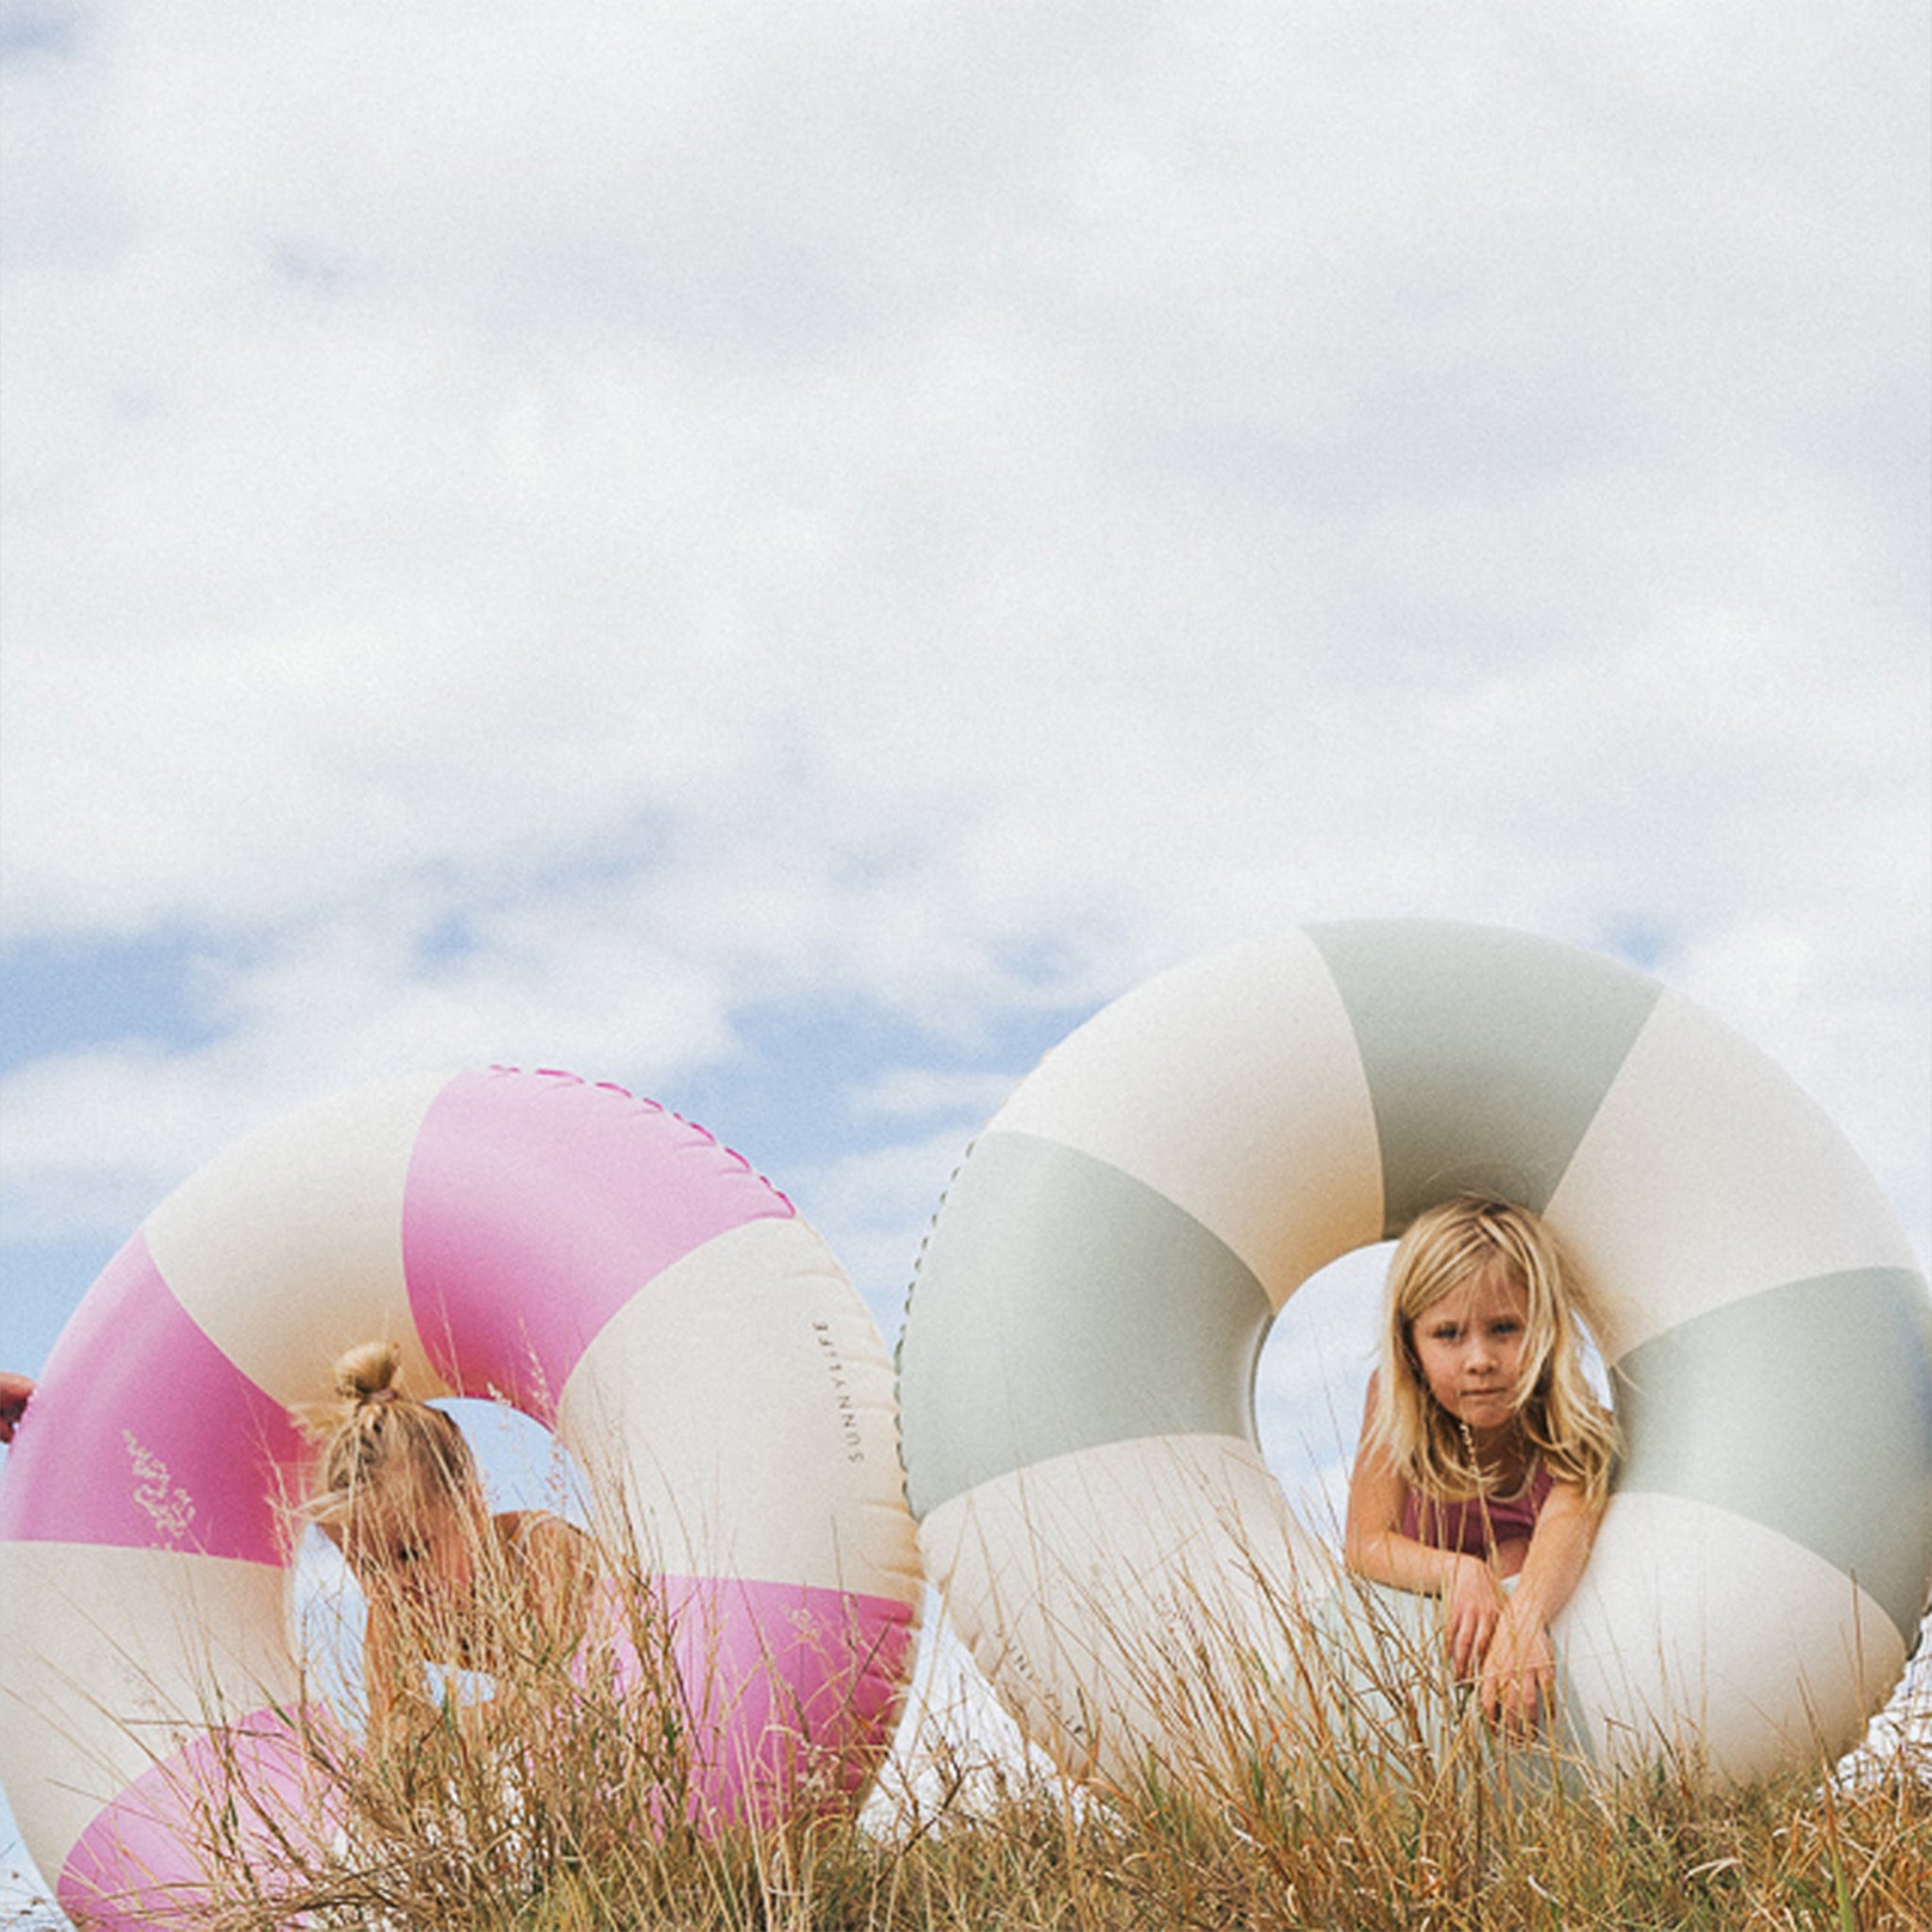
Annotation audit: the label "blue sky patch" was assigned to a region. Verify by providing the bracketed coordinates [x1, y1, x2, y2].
[1598, 916, 1676, 976]
[0, 931, 229, 1074]
[0, 2, 83, 62]
[667, 991, 1091, 1183]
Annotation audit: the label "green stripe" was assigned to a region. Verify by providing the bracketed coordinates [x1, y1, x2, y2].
[1307, 920, 1662, 1233]
[1612, 1267, 1932, 1644]
[897, 1133, 1273, 1521]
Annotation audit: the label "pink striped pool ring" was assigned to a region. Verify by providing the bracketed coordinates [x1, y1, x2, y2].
[0, 1067, 922, 1930]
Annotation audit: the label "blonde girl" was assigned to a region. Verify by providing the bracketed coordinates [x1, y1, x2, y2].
[300, 1342, 595, 1734]
[1343, 1196, 1618, 1737]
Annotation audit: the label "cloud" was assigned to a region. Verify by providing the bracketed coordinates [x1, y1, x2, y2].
[1, 2, 1924, 1253]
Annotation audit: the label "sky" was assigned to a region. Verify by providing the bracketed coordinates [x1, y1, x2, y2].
[1, 0, 1928, 1913]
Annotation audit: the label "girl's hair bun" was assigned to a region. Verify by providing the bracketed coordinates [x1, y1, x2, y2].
[333, 1341, 402, 1404]
[298, 1339, 475, 1526]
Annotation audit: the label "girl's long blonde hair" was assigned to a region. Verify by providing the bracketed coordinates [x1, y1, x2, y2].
[298, 1341, 475, 1529]
[1370, 1196, 1619, 1507]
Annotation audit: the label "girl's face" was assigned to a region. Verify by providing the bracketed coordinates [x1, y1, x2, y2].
[1407, 1261, 1532, 1439]
[343, 1482, 478, 1610]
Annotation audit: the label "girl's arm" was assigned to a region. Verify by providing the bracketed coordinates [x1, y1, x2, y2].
[500, 1511, 596, 1661]
[314, 1521, 433, 1737]
[1343, 1377, 1507, 1680]
[361, 1598, 431, 1740]
[1477, 1478, 1604, 1737]
[0, 1372, 31, 1443]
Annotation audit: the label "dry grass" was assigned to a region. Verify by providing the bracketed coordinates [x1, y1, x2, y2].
[173, 1717, 1925, 1932]
[47, 1513, 1930, 1932]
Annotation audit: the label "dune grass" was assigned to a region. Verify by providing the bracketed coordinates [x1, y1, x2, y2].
[56, 1507, 1929, 1932]
[158, 1695, 1932, 1931]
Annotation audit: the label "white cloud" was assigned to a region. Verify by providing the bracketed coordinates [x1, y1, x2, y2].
[1, 4, 1924, 1256]
[0, 906, 741, 1241]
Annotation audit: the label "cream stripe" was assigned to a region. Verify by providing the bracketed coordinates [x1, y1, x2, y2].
[558, 1217, 920, 1606]
[1554, 1492, 1907, 1781]
[1545, 993, 1921, 1361]
[144, 1072, 453, 1408]
[918, 1435, 1325, 1781]
[0, 1543, 300, 1884]
[985, 934, 1384, 1305]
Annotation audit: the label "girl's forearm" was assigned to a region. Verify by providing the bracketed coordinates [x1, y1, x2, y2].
[1345, 1430, 1455, 1596]
[1344, 1525, 1472, 1599]
[1506, 1488, 1601, 1628]
[362, 1609, 425, 1723]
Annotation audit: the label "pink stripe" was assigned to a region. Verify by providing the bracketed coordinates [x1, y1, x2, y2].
[50, 1598, 910, 1921]
[58, 1707, 335, 1932]
[594, 1577, 914, 1827]
[0, 1231, 305, 1563]
[402, 1069, 792, 1419]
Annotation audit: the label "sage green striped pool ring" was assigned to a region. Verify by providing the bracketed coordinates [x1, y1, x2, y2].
[895, 920, 1932, 1785]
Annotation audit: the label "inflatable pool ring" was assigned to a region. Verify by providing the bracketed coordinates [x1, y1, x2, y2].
[0, 1067, 921, 1930]
[897, 920, 1932, 1785]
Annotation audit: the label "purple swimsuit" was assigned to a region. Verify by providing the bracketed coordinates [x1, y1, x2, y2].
[1403, 1465, 1553, 1558]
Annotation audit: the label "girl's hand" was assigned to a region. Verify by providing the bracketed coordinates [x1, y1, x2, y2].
[1479, 1598, 1556, 1738]
[1442, 1555, 1507, 1679]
